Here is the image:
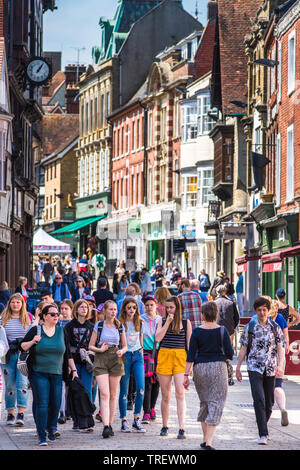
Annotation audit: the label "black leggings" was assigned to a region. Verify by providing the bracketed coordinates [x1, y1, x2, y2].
[143, 376, 160, 415]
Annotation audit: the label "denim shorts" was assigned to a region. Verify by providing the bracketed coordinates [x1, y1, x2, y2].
[93, 346, 125, 377]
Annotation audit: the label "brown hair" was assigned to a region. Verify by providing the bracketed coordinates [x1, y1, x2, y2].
[72, 298, 90, 320]
[119, 296, 142, 332]
[154, 286, 170, 305]
[165, 296, 182, 334]
[179, 278, 190, 289]
[1, 293, 30, 329]
[202, 301, 218, 322]
[60, 299, 74, 311]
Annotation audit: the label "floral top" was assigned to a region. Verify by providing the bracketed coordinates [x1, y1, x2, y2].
[240, 318, 284, 376]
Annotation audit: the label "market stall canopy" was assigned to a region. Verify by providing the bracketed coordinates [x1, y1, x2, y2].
[33, 228, 71, 253]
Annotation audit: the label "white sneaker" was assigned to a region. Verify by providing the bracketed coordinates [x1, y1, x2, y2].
[258, 436, 268, 445]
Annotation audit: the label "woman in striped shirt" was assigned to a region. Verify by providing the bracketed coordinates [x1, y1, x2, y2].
[0, 293, 32, 426]
[155, 296, 192, 440]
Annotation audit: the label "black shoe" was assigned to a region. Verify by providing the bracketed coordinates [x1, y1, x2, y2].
[203, 445, 216, 450]
[102, 425, 110, 438]
[177, 429, 186, 439]
[15, 413, 24, 426]
[58, 412, 67, 424]
[109, 426, 114, 436]
[200, 442, 206, 448]
[160, 426, 168, 436]
[127, 401, 133, 411]
[95, 411, 102, 422]
[6, 413, 15, 426]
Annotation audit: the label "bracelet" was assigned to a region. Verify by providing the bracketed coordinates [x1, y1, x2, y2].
[71, 369, 77, 372]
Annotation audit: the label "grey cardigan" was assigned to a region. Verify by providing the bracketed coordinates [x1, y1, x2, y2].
[215, 296, 240, 336]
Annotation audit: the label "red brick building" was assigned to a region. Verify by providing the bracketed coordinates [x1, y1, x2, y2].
[262, 0, 300, 306]
[104, 87, 146, 264]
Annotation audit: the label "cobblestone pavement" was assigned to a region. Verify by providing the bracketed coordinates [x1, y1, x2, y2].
[1, 360, 300, 451]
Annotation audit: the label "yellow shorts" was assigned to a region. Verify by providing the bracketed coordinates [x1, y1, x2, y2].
[156, 348, 187, 376]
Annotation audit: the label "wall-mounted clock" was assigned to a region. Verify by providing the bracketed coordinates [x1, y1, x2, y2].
[26, 57, 52, 86]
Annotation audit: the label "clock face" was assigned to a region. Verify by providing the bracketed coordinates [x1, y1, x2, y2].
[26, 58, 51, 84]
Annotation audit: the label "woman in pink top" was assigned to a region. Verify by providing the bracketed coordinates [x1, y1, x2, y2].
[154, 287, 170, 318]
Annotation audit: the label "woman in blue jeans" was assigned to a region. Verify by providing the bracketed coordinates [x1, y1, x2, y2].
[0, 294, 32, 426]
[21, 303, 78, 446]
[118, 297, 146, 433]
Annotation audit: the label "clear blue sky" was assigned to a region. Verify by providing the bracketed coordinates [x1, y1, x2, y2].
[43, 0, 207, 68]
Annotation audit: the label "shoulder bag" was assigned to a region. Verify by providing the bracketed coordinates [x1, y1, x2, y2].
[17, 324, 41, 377]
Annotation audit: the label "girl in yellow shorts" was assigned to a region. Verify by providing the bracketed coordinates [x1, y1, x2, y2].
[155, 296, 192, 439]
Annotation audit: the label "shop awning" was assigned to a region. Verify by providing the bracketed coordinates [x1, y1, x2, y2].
[51, 215, 106, 235]
[263, 261, 283, 273]
[235, 254, 260, 272]
[261, 244, 300, 264]
[261, 244, 300, 272]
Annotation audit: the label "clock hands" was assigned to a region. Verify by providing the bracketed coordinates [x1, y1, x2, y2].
[37, 63, 44, 73]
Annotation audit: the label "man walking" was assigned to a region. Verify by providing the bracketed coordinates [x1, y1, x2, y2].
[236, 296, 284, 445]
[215, 285, 240, 343]
[236, 272, 244, 315]
[178, 278, 202, 330]
[51, 273, 71, 304]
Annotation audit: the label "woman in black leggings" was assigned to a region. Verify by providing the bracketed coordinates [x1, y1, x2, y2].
[141, 295, 162, 423]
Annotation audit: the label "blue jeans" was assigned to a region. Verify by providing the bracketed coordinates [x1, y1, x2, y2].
[119, 349, 145, 419]
[1, 352, 28, 411]
[30, 371, 62, 441]
[75, 363, 93, 400]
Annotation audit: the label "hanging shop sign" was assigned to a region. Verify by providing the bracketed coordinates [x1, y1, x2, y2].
[223, 226, 248, 240]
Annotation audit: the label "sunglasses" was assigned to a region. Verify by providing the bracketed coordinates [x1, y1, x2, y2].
[47, 312, 59, 317]
[55, 277, 62, 280]
[127, 305, 137, 310]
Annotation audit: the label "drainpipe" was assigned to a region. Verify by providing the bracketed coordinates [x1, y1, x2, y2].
[140, 102, 148, 206]
[8, 0, 13, 69]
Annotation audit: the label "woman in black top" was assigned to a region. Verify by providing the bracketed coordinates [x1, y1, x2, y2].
[184, 301, 233, 450]
[155, 296, 192, 440]
[64, 298, 94, 431]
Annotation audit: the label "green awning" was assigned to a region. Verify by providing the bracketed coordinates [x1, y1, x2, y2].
[51, 215, 106, 235]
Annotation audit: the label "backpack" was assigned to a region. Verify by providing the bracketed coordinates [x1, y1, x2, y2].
[97, 321, 123, 349]
[246, 319, 279, 358]
[199, 274, 211, 290]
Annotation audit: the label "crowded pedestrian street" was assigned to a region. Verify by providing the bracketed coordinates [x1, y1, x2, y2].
[1, 0, 300, 456]
[1, 358, 300, 451]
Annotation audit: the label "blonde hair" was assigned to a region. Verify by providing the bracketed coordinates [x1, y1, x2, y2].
[103, 300, 121, 329]
[0, 281, 8, 291]
[1, 293, 30, 329]
[154, 286, 170, 305]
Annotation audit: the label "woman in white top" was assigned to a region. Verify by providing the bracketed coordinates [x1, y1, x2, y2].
[0, 293, 32, 426]
[89, 300, 127, 439]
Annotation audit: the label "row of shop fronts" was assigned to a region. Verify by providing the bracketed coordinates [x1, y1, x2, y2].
[234, 210, 300, 314]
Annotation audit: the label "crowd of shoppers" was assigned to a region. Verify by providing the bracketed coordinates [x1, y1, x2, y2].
[0, 255, 298, 450]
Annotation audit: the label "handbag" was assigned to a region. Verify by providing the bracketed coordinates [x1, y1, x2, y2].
[17, 324, 41, 377]
[144, 348, 156, 377]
